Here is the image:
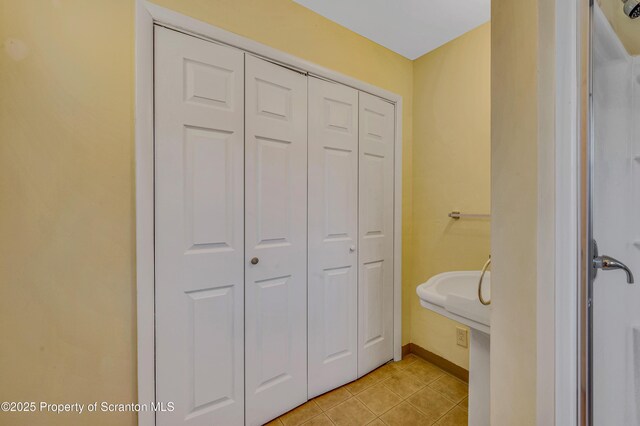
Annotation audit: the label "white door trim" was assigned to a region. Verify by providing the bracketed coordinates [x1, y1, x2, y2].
[134, 3, 155, 426]
[135, 2, 403, 425]
[536, 0, 585, 424]
[549, 0, 581, 424]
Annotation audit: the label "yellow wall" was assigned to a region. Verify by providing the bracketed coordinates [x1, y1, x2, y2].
[0, 1, 412, 425]
[490, 0, 540, 423]
[598, 0, 640, 55]
[1, 1, 136, 425]
[409, 23, 491, 370]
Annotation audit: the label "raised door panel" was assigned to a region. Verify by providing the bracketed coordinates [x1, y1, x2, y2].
[154, 27, 244, 426]
[362, 261, 384, 347]
[358, 92, 395, 377]
[308, 77, 359, 397]
[255, 137, 292, 246]
[189, 287, 235, 409]
[322, 267, 353, 358]
[184, 127, 234, 251]
[245, 55, 308, 426]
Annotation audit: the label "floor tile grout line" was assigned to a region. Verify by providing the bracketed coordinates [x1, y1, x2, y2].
[428, 390, 467, 405]
[377, 378, 408, 400]
[403, 391, 458, 422]
[324, 395, 377, 424]
[325, 411, 337, 425]
[456, 398, 468, 411]
[353, 388, 404, 418]
[427, 381, 468, 405]
[378, 416, 391, 426]
[430, 403, 463, 425]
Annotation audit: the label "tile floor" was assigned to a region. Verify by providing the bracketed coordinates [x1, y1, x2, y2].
[266, 353, 468, 426]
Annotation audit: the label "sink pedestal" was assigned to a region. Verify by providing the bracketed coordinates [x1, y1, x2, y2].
[469, 329, 490, 426]
[416, 271, 492, 426]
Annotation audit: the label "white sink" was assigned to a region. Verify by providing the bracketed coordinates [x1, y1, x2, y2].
[417, 270, 491, 426]
[416, 271, 491, 334]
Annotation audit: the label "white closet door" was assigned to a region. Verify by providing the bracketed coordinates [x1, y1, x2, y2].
[244, 55, 308, 426]
[154, 27, 244, 426]
[358, 92, 395, 376]
[307, 77, 359, 397]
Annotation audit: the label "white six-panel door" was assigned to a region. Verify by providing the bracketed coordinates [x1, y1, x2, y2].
[244, 55, 308, 426]
[358, 92, 395, 376]
[154, 26, 396, 426]
[154, 27, 245, 426]
[307, 77, 359, 397]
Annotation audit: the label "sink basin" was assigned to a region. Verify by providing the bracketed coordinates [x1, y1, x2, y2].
[416, 271, 491, 334]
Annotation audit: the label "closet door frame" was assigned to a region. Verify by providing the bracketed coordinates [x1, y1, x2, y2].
[135, 2, 402, 425]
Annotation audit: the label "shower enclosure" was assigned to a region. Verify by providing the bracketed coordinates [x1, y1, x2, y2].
[585, 4, 640, 425]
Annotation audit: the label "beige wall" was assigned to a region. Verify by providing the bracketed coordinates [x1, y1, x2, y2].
[0, 1, 412, 425]
[598, 0, 640, 55]
[409, 23, 491, 370]
[490, 0, 540, 424]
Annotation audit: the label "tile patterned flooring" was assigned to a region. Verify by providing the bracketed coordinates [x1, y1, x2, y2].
[266, 353, 468, 426]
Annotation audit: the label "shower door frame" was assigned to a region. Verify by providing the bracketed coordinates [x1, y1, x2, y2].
[577, 0, 592, 423]
[577, 0, 593, 424]
[576, 1, 637, 424]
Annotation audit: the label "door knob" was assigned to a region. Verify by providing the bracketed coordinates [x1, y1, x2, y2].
[592, 240, 634, 284]
[593, 255, 634, 284]
[349, 245, 356, 253]
[250, 257, 259, 265]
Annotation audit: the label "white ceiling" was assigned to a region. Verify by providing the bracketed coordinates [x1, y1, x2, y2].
[293, 0, 490, 60]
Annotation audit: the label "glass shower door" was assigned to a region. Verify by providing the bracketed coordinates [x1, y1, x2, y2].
[590, 4, 639, 425]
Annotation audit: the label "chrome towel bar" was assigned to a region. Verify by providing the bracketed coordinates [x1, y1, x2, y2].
[448, 211, 491, 220]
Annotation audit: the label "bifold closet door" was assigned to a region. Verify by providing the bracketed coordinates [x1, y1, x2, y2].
[358, 92, 395, 376]
[244, 55, 308, 426]
[308, 77, 359, 397]
[154, 27, 244, 426]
